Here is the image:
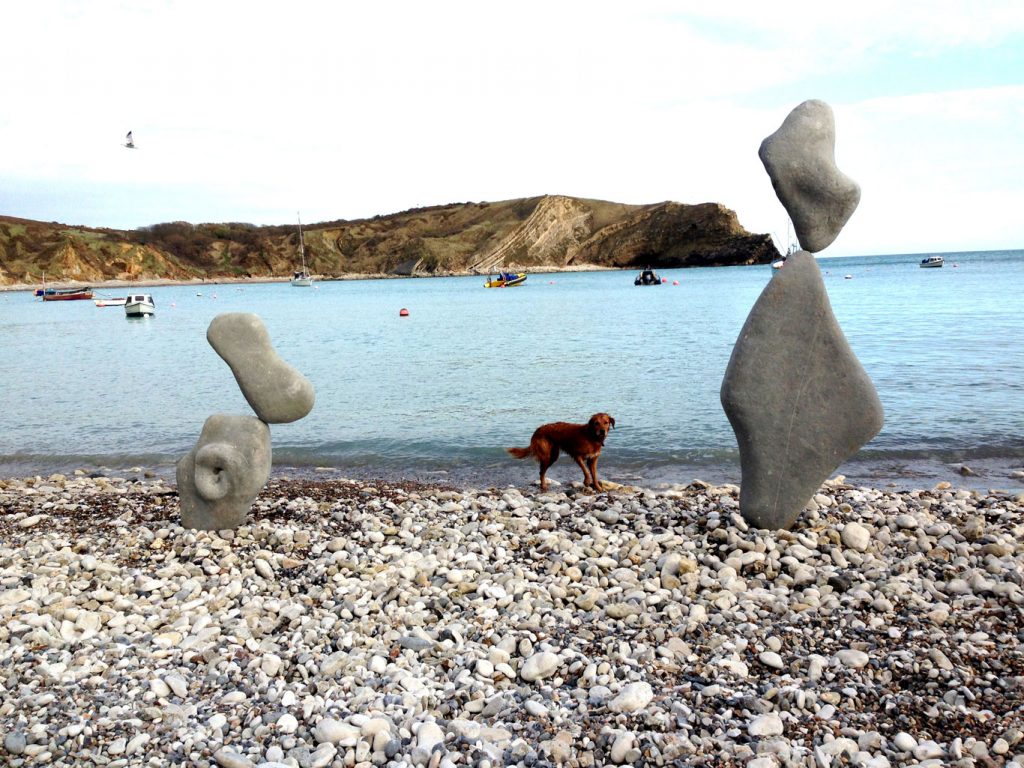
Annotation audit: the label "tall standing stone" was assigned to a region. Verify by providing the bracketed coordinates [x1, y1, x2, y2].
[720, 251, 883, 529]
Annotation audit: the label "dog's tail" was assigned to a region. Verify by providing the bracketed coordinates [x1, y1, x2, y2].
[506, 446, 533, 460]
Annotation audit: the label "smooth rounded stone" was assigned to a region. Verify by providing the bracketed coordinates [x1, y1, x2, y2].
[4, 731, 27, 755]
[313, 718, 360, 746]
[276, 713, 299, 734]
[416, 721, 445, 750]
[523, 700, 548, 717]
[214, 748, 256, 768]
[177, 414, 272, 530]
[758, 651, 784, 670]
[758, 99, 861, 253]
[748, 713, 784, 737]
[207, 312, 315, 423]
[835, 649, 870, 669]
[609, 731, 636, 763]
[720, 251, 884, 529]
[608, 682, 654, 713]
[520, 651, 561, 682]
[841, 522, 871, 552]
[892, 732, 918, 752]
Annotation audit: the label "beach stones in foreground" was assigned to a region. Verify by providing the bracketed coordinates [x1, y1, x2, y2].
[207, 312, 315, 424]
[720, 251, 883, 529]
[177, 414, 272, 530]
[759, 99, 861, 253]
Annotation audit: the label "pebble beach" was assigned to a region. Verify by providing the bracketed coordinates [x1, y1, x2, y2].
[1, 472, 1022, 768]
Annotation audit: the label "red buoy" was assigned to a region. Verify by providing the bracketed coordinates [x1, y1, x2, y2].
[399, 308, 409, 317]
[672, 280, 679, 286]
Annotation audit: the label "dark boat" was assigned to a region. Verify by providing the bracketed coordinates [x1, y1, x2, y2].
[634, 268, 661, 286]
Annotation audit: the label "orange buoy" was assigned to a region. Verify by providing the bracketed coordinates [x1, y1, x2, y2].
[399, 308, 409, 317]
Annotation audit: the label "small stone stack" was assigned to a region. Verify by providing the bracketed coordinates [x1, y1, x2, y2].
[177, 313, 315, 530]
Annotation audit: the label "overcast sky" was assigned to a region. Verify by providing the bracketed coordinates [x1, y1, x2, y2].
[2, 1, 1022, 257]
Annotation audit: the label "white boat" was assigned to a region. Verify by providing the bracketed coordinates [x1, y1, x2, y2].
[124, 294, 155, 317]
[772, 222, 798, 269]
[291, 214, 314, 286]
[94, 296, 127, 307]
[919, 255, 944, 268]
[124, 130, 136, 149]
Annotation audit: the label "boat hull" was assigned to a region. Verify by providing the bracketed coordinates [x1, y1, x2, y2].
[484, 273, 527, 288]
[42, 290, 94, 301]
[291, 277, 314, 287]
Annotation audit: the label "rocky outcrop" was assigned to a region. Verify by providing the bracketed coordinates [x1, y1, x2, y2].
[0, 195, 780, 286]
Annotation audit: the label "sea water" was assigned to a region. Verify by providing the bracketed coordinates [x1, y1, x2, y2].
[1, 249, 1022, 488]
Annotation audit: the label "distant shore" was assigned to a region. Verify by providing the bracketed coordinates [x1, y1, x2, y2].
[0, 263, 621, 293]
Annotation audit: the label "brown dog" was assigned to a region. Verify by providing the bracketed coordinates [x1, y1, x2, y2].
[507, 413, 616, 492]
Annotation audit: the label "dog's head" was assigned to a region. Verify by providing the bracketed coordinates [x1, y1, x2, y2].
[588, 413, 616, 441]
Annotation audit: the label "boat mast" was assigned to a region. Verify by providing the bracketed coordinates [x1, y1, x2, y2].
[297, 213, 306, 272]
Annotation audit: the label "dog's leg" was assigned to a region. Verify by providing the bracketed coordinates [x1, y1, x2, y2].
[588, 457, 602, 491]
[538, 444, 558, 492]
[573, 455, 593, 488]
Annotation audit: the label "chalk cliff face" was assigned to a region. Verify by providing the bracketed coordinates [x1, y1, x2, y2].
[0, 195, 778, 285]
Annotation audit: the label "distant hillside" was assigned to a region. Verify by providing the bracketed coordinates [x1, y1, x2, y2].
[0, 196, 779, 286]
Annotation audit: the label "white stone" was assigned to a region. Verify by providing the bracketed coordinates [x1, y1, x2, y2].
[892, 732, 918, 752]
[835, 649, 870, 669]
[277, 713, 298, 734]
[416, 721, 445, 750]
[608, 682, 654, 713]
[748, 713, 784, 737]
[841, 522, 871, 552]
[314, 718, 360, 746]
[520, 651, 561, 682]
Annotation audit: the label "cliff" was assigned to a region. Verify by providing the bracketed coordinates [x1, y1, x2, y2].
[0, 196, 779, 286]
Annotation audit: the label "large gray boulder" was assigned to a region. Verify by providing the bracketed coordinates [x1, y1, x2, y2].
[207, 313, 315, 424]
[758, 100, 860, 253]
[177, 414, 272, 530]
[720, 251, 883, 529]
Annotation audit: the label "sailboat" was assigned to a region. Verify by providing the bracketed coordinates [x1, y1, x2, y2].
[290, 214, 313, 286]
[124, 131, 136, 149]
[772, 220, 798, 270]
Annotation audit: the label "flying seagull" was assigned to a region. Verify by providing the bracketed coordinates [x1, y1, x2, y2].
[124, 131, 136, 149]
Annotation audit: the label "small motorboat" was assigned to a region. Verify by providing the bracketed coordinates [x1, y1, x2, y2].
[919, 255, 944, 268]
[94, 297, 127, 307]
[634, 268, 661, 286]
[485, 271, 527, 288]
[124, 294, 155, 317]
[41, 287, 94, 301]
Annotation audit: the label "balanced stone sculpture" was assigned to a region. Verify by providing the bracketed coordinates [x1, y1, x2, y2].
[178, 313, 315, 530]
[720, 99, 883, 529]
[207, 313, 315, 424]
[720, 251, 883, 529]
[177, 414, 272, 530]
[758, 99, 860, 253]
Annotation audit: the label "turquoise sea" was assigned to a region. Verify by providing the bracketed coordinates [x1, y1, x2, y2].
[1, 250, 1022, 489]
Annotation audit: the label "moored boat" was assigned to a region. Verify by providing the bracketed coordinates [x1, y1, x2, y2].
[291, 214, 314, 286]
[485, 271, 527, 288]
[94, 297, 127, 307]
[919, 255, 944, 268]
[41, 287, 94, 301]
[124, 294, 155, 317]
[634, 268, 661, 285]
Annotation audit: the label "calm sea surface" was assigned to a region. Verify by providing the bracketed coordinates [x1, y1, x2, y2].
[2, 250, 1022, 488]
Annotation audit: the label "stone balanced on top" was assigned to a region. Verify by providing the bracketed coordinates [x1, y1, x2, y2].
[720, 100, 884, 530]
[177, 313, 315, 530]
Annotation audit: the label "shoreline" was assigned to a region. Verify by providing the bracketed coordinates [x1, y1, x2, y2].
[0, 264, 622, 293]
[0, 471, 1022, 766]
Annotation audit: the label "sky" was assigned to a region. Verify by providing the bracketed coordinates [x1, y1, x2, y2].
[1, 1, 1022, 257]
